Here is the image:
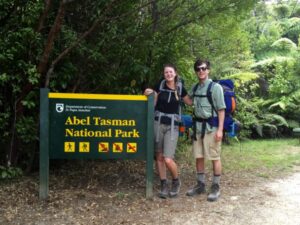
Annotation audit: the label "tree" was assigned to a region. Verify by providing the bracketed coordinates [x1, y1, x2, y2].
[239, 0, 300, 138]
[0, 0, 258, 171]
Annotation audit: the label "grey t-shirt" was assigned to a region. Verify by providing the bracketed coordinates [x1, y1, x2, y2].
[189, 79, 226, 133]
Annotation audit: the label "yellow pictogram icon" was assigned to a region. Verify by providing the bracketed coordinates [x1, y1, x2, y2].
[98, 142, 109, 152]
[64, 142, 75, 152]
[113, 142, 123, 153]
[127, 143, 137, 153]
[79, 142, 90, 153]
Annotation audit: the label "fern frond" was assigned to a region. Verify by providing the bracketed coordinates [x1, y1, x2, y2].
[251, 56, 295, 69]
[264, 113, 289, 127]
[286, 119, 300, 128]
[225, 72, 259, 82]
[271, 37, 297, 52]
[269, 101, 286, 110]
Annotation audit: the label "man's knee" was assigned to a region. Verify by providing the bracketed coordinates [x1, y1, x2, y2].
[196, 157, 204, 164]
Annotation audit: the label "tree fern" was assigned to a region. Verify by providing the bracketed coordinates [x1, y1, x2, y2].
[271, 37, 297, 53]
[269, 101, 286, 110]
[251, 56, 295, 69]
[286, 119, 300, 129]
[273, 4, 291, 19]
[284, 17, 300, 43]
[262, 113, 289, 127]
[225, 72, 258, 81]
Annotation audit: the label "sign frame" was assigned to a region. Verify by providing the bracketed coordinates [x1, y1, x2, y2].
[39, 88, 154, 199]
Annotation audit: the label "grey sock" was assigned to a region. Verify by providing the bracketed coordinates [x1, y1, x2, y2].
[212, 175, 221, 185]
[161, 179, 167, 186]
[196, 172, 205, 183]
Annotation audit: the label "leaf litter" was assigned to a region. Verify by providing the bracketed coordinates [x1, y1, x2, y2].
[0, 158, 300, 224]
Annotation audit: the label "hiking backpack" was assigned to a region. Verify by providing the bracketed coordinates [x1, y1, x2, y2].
[192, 79, 238, 137]
[158, 78, 183, 100]
[158, 77, 184, 114]
[155, 78, 185, 140]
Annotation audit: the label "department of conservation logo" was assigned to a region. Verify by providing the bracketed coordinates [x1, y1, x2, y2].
[56, 103, 64, 113]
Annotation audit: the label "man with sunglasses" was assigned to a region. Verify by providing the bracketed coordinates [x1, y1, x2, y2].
[186, 58, 226, 202]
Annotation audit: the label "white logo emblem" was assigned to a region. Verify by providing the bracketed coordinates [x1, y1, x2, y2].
[56, 103, 64, 113]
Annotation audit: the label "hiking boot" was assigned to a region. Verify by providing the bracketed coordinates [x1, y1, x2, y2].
[207, 183, 220, 202]
[169, 179, 181, 198]
[159, 181, 168, 199]
[186, 181, 206, 196]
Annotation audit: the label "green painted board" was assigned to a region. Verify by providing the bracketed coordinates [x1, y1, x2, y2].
[40, 90, 154, 199]
[48, 93, 151, 160]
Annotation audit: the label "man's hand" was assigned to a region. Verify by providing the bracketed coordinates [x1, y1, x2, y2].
[215, 129, 223, 142]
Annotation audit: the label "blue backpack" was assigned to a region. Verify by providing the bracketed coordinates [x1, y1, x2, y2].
[192, 79, 238, 137]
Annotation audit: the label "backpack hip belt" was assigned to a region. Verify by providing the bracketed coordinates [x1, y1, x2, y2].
[192, 116, 218, 140]
[155, 111, 180, 141]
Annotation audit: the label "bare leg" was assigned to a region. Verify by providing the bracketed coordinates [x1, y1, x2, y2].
[196, 158, 205, 172]
[212, 159, 221, 175]
[165, 157, 181, 197]
[156, 152, 169, 198]
[164, 157, 178, 179]
[156, 152, 166, 180]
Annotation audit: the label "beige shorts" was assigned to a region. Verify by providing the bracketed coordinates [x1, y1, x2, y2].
[192, 131, 222, 160]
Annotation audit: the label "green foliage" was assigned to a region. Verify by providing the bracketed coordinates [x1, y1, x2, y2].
[251, 56, 295, 71]
[291, 5, 300, 17]
[287, 119, 300, 128]
[234, 97, 260, 137]
[0, 0, 259, 169]
[273, 4, 291, 18]
[16, 116, 38, 143]
[283, 17, 300, 43]
[225, 72, 259, 84]
[0, 109, 10, 137]
[238, 0, 300, 139]
[0, 166, 23, 179]
[271, 37, 297, 53]
[178, 138, 300, 176]
[222, 139, 300, 174]
[261, 113, 289, 127]
[3, 0, 299, 168]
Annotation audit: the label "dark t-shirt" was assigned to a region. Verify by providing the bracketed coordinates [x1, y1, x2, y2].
[154, 81, 187, 114]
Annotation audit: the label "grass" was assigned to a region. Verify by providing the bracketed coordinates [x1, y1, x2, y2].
[177, 138, 300, 178]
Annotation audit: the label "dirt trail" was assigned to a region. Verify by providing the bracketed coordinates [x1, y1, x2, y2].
[1, 166, 300, 225]
[170, 172, 300, 225]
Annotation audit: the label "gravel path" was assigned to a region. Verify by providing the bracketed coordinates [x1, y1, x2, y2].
[1, 167, 300, 225]
[171, 172, 300, 225]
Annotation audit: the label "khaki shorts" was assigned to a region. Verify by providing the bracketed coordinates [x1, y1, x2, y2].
[154, 121, 178, 159]
[192, 131, 221, 160]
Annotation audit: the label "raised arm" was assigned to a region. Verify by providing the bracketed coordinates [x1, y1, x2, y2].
[144, 88, 158, 106]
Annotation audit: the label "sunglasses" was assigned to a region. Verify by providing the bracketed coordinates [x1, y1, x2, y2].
[195, 66, 208, 72]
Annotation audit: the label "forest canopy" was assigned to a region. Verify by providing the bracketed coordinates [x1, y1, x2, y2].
[1, 0, 300, 174]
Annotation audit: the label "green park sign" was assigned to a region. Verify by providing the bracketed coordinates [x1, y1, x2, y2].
[39, 89, 154, 199]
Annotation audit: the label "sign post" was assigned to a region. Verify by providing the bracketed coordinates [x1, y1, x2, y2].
[39, 89, 154, 199]
[146, 93, 154, 198]
[39, 88, 49, 200]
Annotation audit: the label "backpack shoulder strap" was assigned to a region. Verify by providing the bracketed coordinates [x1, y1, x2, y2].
[159, 79, 166, 92]
[192, 81, 214, 98]
[192, 83, 199, 97]
[176, 79, 183, 97]
[206, 81, 217, 114]
[177, 80, 183, 118]
[206, 81, 214, 103]
[159, 78, 183, 97]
